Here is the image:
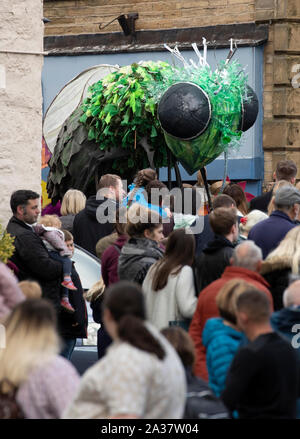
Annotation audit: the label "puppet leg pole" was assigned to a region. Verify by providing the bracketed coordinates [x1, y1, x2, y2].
[200, 167, 212, 212]
[221, 151, 229, 192]
[174, 160, 182, 189]
[167, 148, 172, 190]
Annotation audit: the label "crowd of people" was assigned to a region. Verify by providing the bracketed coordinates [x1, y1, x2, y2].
[1, 159, 300, 419]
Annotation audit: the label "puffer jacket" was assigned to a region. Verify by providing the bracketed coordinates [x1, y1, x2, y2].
[202, 317, 245, 397]
[118, 237, 164, 285]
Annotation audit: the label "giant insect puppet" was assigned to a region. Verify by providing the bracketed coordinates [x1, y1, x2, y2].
[44, 39, 259, 208]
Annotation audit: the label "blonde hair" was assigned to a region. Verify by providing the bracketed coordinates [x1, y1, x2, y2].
[18, 281, 42, 300]
[216, 279, 253, 323]
[239, 209, 268, 235]
[0, 300, 60, 393]
[267, 180, 292, 216]
[210, 181, 223, 196]
[262, 226, 300, 275]
[196, 169, 205, 188]
[39, 214, 61, 229]
[60, 189, 86, 216]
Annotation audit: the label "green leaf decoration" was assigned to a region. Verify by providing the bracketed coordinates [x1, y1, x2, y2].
[0, 224, 15, 264]
[88, 127, 95, 140]
[151, 125, 157, 138]
[47, 58, 249, 201]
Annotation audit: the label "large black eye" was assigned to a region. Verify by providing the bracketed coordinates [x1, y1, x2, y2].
[239, 85, 259, 132]
[158, 82, 211, 140]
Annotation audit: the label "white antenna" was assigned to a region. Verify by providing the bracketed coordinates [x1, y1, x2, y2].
[164, 44, 189, 68]
[191, 41, 209, 67]
[202, 37, 208, 65]
[225, 38, 237, 65]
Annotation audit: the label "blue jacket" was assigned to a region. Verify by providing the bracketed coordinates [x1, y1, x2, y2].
[202, 317, 245, 397]
[271, 307, 300, 354]
[248, 210, 296, 259]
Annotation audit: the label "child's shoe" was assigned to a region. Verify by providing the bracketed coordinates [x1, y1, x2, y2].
[61, 279, 77, 291]
[61, 297, 75, 313]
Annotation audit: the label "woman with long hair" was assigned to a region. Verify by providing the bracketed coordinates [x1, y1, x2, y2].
[60, 189, 86, 233]
[118, 204, 164, 284]
[261, 226, 300, 310]
[0, 299, 80, 418]
[63, 281, 186, 419]
[223, 183, 248, 216]
[142, 228, 197, 330]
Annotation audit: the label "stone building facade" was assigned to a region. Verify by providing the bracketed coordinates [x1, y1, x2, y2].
[0, 0, 44, 226]
[43, 0, 300, 189]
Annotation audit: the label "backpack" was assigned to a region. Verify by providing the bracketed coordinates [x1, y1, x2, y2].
[183, 373, 230, 419]
[0, 379, 25, 419]
[184, 389, 230, 419]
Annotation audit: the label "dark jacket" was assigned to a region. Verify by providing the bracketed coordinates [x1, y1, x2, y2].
[192, 215, 214, 257]
[118, 237, 164, 285]
[6, 216, 63, 311]
[162, 215, 175, 238]
[58, 262, 88, 338]
[221, 332, 299, 419]
[73, 195, 118, 257]
[261, 253, 299, 311]
[271, 306, 300, 349]
[101, 234, 128, 287]
[60, 214, 75, 233]
[194, 235, 235, 293]
[262, 268, 291, 311]
[271, 307, 300, 419]
[248, 210, 296, 259]
[249, 189, 273, 214]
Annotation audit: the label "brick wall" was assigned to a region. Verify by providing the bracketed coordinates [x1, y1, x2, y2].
[255, 0, 300, 184]
[44, 0, 255, 36]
